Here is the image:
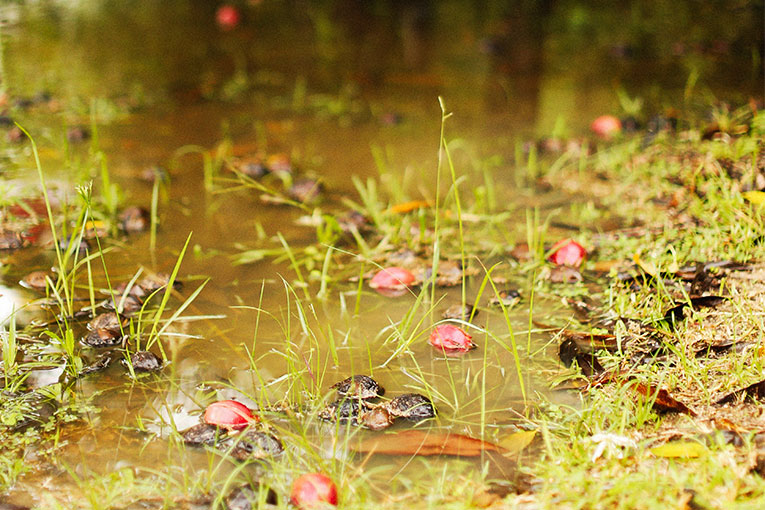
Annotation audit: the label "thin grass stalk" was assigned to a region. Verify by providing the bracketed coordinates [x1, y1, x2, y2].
[17, 125, 71, 311]
[146, 232, 193, 358]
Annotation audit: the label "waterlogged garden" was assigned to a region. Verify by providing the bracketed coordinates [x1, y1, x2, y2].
[0, 1, 763, 509]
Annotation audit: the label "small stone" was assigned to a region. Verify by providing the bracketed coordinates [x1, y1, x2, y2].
[59, 236, 89, 256]
[489, 289, 521, 308]
[359, 407, 396, 431]
[318, 398, 369, 426]
[288, 179, 323, 204]
[182, 423, 224, 446]
[123, 351, 163, 372]
[20, 270, 50, 291]
[225, 483, 278, 510]
[385, 394, 436, 422]
[223, 430, 284, 461]
[79, 352, 115, 376]
[330, 375, 385, 400]
[66, 126, 90, 143]
[0, 230, 23, 250]
[82, 328, 124, 348]
[228, 156, 269, 179]
[119, 206, 150, 233]
[442, 303, 477, 321]
[88, 312, 126, 332]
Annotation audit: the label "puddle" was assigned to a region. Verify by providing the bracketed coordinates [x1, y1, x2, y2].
[0, 0, 761, 506]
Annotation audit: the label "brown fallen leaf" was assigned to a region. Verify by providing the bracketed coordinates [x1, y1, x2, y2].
[716, 378, 765, 405]
[561, 330, 619, 352]
[632, 382, 696, 416]
[352, 430, 504, 457]
[558, 337, 605, 377]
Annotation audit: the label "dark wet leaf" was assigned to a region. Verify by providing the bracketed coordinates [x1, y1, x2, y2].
[632, 382, 696, 416]
[694, 341, 752, 358]
[715, 379, 765, 405]
[353, 430, 504, 457]
[561, 330, 619, 352]
[663, 296, 726, 325]
[558, 337, 605, 377]
[566, 296, 602, 322]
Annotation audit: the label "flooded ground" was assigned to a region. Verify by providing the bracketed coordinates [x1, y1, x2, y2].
[0, 1, 762, 507]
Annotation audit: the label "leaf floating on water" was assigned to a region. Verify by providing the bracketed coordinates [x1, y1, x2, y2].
[352, 430, 503, 457]
[499, 430, 536, 455]
[715, 378, 765, 405]
[632, 382, 696, 416]
[650, 441, 707, 458]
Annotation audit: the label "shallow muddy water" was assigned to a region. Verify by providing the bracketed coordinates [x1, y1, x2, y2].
[0, 1, 762, 506]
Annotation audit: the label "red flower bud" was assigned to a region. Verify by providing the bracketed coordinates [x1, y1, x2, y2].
[428, 324, 474, 355]
[590, 115, 622, 139]
[203, 400, 256, 430]
[369, 267, 415, 291]
[290, 473, 338, 509]
[548, 239, 587, 267]
[216, 5, 241, 30]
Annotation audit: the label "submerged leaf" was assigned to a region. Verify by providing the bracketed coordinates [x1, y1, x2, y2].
[499, 430, 536, 455]
[352, 430, 503, 457]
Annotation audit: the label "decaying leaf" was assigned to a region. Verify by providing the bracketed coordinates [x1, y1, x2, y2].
[561, 330, 619, 352]
[650, 441, 707, 458]
[632, 381, 696, 416]
[663, 295, 726, 325]
[499, 430, 536, 455]
[352, 430, 504, 457]
[716, 378, 765, 405]
[558, 337, 605, 377]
